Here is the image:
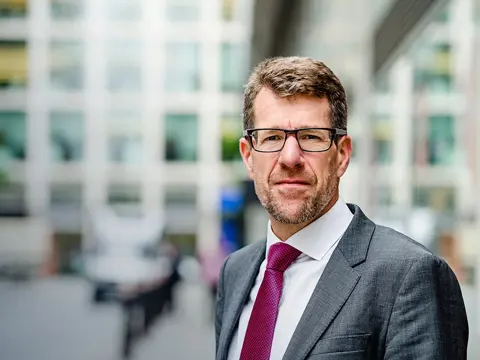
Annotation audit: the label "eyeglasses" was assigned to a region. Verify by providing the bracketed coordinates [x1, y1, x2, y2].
[243, 127, 347, 153]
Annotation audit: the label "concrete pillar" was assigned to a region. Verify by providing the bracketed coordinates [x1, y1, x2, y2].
[390, 57, 414, 212]
[450, 0, 476, 221]
[197, 0, 222, 254]
[83, 0, 107, 246]
[354, 37, 374, 216]
[142, 0, 166, 219]
[26, 0, 49, 216]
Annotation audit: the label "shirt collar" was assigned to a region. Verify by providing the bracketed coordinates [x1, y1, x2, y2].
[266, 198, 354, 261]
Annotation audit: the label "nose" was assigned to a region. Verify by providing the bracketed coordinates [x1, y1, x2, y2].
[278, 135, 304, 168]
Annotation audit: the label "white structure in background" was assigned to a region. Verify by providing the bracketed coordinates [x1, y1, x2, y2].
[372, 207, 437, 249]
[0, 0, 255, 255]
[88, 206, 164, 246]
[83, 206, 169, 297]
[0, 216, 51, 278]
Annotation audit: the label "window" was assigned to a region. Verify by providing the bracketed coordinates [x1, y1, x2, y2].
[107, 41, 142, 92]
[108, 135, 143, 164]
[165, 114, 197, 161]
[166, 0, 199, 21]
[108, 184, 142, 216]
[50, 112, 83, 162]
[413, 42, 452, 93]
[221, 114, 242, 161]
[414, 70, 452, 93]
[108, 110, 143, 164]
[0, 41, 27, 89]
[105, 0, 141, 21]
[221, 0, 247, 21]
[428, 115, 455, 165]
[165, 43, 200, 92]
[0, 0, 27, 18]
[51, 184, 82, 205]
[372, 116, 392, 164]
[50, 0, 84, 20]
[50, 184, 83, 233]
[413, 186, 455, 212]
[221, 43, 247, 92]
[373, 140, 392, 164]
[164, 186, 197, 242]
[50, 41, 84, 91]
[0, 111, 26, 160]
[222, 0, 234, 21]
[0, 183, 26, 216]
[434, 6, 449, 23]
[165, 186, 196, 205]
[108, 184, 141, 204]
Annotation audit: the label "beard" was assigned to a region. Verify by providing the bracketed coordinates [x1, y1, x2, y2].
[254, 163, 339, 225]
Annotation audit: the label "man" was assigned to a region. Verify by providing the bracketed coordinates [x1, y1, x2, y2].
[215, 57, 468, 360]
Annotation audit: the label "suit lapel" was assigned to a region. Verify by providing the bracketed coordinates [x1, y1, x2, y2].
[217, 241, 266, 360]
[282, 249, 360, 360]
[282, 204, 375, 360]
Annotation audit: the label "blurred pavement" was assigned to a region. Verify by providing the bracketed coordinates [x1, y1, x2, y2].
[0, 277, 215, 360]
[133, 282, 215, 360]
[0, 277, 477, 359]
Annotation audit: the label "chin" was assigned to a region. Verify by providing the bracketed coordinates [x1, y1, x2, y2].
[273, 213, 308, 225]
[275, 207, 305, 222]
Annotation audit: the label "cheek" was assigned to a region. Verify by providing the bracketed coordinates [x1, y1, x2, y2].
[254, 155, 277, 181]
[307, 157, 336, 183]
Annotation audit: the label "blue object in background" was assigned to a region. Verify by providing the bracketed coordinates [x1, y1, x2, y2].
[221, 219, 239, 252]
[221, 187, 244, 214]
[220, 187, 245, 252]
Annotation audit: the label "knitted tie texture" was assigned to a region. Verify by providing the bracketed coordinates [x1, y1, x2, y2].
[239, 242, 301, 360]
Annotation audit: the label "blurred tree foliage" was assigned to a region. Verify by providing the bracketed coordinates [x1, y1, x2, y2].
[0, 130, 10, 187]
[222, 135, 241, 161]
[221, 115, 242, 161]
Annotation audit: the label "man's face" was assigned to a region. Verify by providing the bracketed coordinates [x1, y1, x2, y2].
[240, 87, 352, 225]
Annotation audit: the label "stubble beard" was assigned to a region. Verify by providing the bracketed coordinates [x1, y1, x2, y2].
[254, 165, 339, 225]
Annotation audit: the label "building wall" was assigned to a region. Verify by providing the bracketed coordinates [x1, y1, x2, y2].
[0, 0, 254, 254]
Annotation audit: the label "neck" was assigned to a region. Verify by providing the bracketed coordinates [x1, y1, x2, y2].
[270, 193, 339, 241]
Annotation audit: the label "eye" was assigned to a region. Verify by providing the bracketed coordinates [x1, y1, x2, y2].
[299, 130, 330, 142]
[303, 134, 321, 140]
[256, 130, 284, 143]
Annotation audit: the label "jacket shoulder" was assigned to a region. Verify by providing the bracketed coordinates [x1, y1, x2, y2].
[370, 224, 436, 260]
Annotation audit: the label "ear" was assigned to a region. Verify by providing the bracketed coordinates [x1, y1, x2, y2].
[239, 137, 254, 180]
[335, 135, 352, 178]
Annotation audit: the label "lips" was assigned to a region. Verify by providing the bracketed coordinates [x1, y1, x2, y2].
[275, 179, 311, 185]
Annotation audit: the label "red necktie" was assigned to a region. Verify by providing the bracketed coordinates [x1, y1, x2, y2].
[240, 242, 301, 360]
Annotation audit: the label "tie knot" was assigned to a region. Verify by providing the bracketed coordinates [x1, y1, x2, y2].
[267, 242, 301, 272]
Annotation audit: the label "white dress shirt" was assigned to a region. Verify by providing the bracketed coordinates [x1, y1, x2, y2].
[227, 198, 354, 360]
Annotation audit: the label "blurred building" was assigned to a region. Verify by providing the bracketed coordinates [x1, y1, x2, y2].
[2, 0, 480, 275]
[0, 0, 254, 266]
[248, 3, 480, 354]
[250, 1, 480, 352]
[250, 0, 480, 260]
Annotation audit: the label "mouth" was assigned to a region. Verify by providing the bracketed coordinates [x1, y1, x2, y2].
[275, 179, 311, 188]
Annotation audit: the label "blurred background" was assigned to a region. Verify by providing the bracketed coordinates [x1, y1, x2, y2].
[0, 0, 479, 359]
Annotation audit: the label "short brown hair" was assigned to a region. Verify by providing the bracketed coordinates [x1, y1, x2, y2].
[243, 56, 348, 131]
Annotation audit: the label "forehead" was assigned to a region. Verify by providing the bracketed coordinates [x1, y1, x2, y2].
[253, 87, 331, 129]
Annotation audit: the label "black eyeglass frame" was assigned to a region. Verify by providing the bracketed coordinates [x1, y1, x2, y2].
[243, 127, 347, 153]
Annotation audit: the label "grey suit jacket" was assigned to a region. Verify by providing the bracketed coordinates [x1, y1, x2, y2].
[215, 204, 468, 359]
